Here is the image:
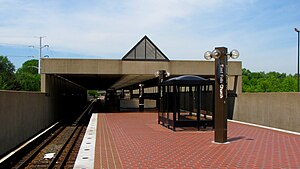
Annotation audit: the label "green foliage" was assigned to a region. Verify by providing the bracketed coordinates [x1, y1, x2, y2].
[88, 90, 99, 98]
[242, 68, 297, 92]
[16, 59, 40, 91]
[0, 56, 19, 90]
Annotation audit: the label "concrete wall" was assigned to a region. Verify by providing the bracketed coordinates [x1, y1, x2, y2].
[43, 74, 87, 120]
[0, 91, 51, 157]
[41, 58, 243, 94]
[234, 93, 300, 132]
[120, 99, 156, 109]
[0, 74, 87, 157]
[42, 59, 242, 76]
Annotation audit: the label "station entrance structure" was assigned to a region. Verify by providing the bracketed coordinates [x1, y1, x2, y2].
[40, 35, 242, 116]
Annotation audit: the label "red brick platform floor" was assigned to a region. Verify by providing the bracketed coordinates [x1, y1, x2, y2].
[94, 112, 300, 168]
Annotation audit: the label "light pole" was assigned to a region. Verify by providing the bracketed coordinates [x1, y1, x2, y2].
[204, 47, 239, 143]
[295, 28, 299, 92]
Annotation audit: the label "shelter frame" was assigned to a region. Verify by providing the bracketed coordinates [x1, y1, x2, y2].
[158, 75, 215, 131]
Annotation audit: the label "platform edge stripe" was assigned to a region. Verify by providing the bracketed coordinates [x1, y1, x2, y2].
[73, 113, 98, 169]
[229, 119, 300, 136]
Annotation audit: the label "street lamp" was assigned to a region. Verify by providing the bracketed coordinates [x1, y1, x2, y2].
[204, 47, 239, 143]
[295, 28, 299, 92]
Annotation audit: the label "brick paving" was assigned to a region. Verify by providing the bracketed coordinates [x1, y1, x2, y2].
[94, 114, 122, 169]
[94, 112, 300, 168]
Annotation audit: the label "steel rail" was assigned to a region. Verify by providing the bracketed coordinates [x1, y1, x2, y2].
[48, 101, 94, 168]
[12, 100, 95, 169]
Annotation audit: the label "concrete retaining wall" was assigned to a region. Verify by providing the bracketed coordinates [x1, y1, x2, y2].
[0, 75, 87, 157]
[120, 99, 156, 109]
[0, 91, 51, 157]
[234, 93, 300, 132]
[44, 74, 87, 120]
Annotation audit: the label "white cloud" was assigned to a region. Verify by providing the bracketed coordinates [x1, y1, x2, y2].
[0, 0, 299, 73]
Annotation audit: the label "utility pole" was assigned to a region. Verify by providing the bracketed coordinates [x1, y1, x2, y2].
[38, 36, 48, 74]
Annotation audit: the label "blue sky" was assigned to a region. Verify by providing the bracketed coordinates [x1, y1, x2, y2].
[0, 0, 299, 74]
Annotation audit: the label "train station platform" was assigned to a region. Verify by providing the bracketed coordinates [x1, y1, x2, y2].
[74, 111, 300, 168]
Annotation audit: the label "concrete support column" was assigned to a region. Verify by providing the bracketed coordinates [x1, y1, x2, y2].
[130, 87, 133, 99]
[41, 74, 46, 93]
[121, 89, 125, 98]
[139, 84, 144, 112]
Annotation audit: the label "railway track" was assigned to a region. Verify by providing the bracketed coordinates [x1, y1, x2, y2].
[1, 101, 95, 169]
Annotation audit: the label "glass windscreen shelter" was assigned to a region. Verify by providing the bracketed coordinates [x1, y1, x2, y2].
[158, 75, 215, 131]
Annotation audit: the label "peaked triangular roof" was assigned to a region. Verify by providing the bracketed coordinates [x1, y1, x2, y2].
[122, 35, 169, 61]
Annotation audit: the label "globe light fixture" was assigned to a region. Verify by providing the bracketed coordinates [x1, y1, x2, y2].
[212, 49, 221, 59]
[204, 49, 239, 60]
[166, 72, 170, 77]
[229, 49, 240, 59]
[204, 51, 212, 60]
[155, 70, 170, 77]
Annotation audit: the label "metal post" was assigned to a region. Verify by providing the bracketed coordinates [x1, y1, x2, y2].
[158, 70, 166, 124]
[158, 70, 166, 111]
[38, 36, 48, 74]
[39, 37, 42, 74]
[214, 47, 228, 143]
[197, 86, 201, 130]
[295, 28, 300, 92]
[297, 31, 299, 92]
[139, 84, 144, 112]
[173, 85, 177, 131]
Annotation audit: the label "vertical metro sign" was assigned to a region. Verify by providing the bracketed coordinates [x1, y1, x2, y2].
[214, 47, 228, 143]
[204, 46, 239, 143]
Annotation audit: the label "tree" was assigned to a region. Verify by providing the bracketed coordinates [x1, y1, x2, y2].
[15, 59, 40, 91]
[88, 90, 99, 98]
[0, 56, 18, 90]
[242, 68, 297, 92]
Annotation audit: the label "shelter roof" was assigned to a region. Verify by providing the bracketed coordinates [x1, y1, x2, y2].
[161, 75, 214, 86]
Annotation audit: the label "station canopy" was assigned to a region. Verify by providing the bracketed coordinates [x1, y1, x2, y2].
[44, 36, 171, 90]
[42, 35, 243, 91]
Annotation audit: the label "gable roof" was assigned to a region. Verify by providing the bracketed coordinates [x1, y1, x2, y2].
[122, 35, 169, 61]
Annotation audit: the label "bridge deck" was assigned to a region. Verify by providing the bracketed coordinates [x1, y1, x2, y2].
[74, 111, 300, 168]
